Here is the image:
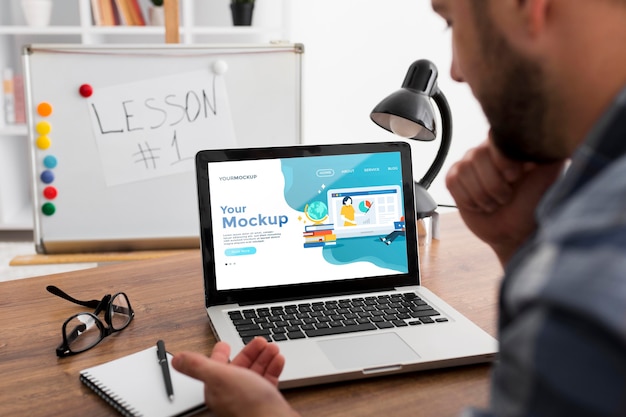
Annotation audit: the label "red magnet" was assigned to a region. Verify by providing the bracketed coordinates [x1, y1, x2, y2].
[43, 186, 58, 200]
[79, 84, 93, 98]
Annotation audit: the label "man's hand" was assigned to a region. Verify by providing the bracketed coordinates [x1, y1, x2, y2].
[209, 337, 285, 386]
[172, 337, 299, 417]
[446, 139, 564, 265]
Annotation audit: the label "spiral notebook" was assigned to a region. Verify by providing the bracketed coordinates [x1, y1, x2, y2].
[79, 346, 206, 417]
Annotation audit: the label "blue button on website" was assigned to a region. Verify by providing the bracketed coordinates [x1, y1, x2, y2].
[225, 247, 257, 256]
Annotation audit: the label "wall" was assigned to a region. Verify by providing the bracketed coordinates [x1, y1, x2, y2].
[286, 0, 489, 206]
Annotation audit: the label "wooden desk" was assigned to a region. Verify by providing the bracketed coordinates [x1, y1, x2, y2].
[0, 212, 502, 417]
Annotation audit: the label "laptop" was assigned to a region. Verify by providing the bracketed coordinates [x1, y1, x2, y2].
[195, 141, 498, 389]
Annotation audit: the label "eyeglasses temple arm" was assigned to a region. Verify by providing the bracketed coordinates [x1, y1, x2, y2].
[46, 285, 101, 309]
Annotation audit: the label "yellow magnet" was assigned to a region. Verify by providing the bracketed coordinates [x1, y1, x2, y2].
[35, 121, 51, 135]
[36, 135, 51, 150]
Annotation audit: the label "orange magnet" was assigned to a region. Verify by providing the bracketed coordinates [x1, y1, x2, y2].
[37, 102, 53, 117]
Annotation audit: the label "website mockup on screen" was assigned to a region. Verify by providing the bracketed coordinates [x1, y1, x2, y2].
[206, 151, 409, 291]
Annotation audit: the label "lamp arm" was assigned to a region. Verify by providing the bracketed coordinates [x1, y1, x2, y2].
[417, 87, 452, 189]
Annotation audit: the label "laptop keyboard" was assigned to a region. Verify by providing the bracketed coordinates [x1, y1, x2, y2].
[228, 292, 448, 344]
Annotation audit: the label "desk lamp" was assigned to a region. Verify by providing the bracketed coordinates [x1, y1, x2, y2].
[370, 59, 452, 219]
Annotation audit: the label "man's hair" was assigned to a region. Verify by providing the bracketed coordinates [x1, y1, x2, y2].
[469, 0, 626, 19]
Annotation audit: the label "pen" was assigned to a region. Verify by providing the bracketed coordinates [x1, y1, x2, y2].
[156, 339, 174, 401]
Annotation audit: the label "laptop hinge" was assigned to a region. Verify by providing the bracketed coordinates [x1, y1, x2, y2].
[236, 287, 397, 306]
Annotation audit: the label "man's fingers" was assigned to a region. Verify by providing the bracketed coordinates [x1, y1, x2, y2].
[247, 343, 285, 384]
[248, 340, 281, 374]
[209, 341, 232, 364]
[262, 352, 285, 386]
[447, 140, 528, 213]
[447, 158, 505, 213]
[172, 351, 218, 381]
[230, 337, 268, 368]
[231, 337, 285, 385]
[446, 164, 483, 212]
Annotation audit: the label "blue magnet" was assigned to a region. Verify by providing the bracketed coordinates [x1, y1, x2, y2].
[40, 170, 55, 184]
[43, 155, 58, 169]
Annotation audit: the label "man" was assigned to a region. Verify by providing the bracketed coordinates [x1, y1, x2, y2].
[380, 216, 405, 245]
[173, 1, 626, 415]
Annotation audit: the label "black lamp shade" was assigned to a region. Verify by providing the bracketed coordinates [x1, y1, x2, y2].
[370, 60, 440, 141]
[370, 90, 437, 141]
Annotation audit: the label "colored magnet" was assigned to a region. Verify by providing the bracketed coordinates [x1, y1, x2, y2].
[40, 170, 54, 184]
[36, 136, 51, 150]
[36, 121, 51, 135]
[79, 84, 93, 98]
[43, 186, 58, 200]
[42, 202, 56, 216]
[37, 102, 53, 117]
[43, 155, 58, 168]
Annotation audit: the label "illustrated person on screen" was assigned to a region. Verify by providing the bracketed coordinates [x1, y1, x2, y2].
[380, 216, 405, 245]
[172, 1, 626, 416]
[339, 196, 357, 227]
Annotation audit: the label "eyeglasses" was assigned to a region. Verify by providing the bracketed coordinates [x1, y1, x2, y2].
[47, 285, 135, 357]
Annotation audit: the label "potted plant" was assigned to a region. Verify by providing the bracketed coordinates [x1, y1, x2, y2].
[149, 0, 165, 26]
[230, 0, 255, 26]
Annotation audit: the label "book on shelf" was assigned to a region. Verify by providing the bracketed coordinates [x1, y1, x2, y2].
[128, 0, 146, 25]
[113, 0, 131, 25]
[90, 0, 102, 25]
[2, 68, 15, 126]
[1, 68, 27, 126]
[114, 0, 146, 26]
[13, 74, 25, 124]
[92, 0, 114, 26]
[93, 0, 146, 26]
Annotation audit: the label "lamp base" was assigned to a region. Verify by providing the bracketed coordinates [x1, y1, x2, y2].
[414, 182, 437, 219]
[418, 213, 439, 246]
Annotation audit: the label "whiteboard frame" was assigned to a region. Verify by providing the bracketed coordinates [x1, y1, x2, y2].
[23, 43, 304, 253]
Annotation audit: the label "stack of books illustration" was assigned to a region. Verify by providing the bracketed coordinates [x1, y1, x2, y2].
[303, 224, 336, 248]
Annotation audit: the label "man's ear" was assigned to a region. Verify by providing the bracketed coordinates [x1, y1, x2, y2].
[498, 0, 551, 47]
[518, 0, 550, 38]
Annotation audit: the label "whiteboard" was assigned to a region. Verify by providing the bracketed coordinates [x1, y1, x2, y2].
[23, 44, 303, 253]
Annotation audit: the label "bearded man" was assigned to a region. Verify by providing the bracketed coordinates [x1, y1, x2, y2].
[172, 1, 626, 416]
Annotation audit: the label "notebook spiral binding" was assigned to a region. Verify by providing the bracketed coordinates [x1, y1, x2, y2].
[80, 373, 142, 417]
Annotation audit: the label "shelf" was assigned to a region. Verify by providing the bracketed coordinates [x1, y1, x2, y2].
[0, 25, 281, 37]
[0, 26, 84, 35]
[0, 124, 28, 136]
[0, 204, 33, 231]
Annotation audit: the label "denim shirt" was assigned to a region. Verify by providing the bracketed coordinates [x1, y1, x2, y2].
[464, 86, 626, 417]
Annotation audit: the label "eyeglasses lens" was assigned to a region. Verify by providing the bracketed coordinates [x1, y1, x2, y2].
[64, 314, 102, 353]
[110, 293, 132, 330]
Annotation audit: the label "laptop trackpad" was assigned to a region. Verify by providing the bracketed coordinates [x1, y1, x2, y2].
[317, 332, 420, 370]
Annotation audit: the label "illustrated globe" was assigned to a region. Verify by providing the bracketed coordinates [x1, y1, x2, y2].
[306, 201, 328, 222]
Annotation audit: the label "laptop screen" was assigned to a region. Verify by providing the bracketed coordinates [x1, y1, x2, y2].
[196, 142, 419, 305]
